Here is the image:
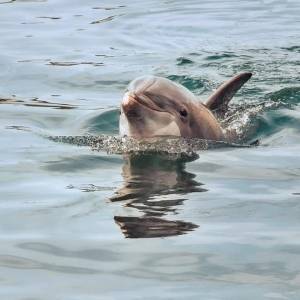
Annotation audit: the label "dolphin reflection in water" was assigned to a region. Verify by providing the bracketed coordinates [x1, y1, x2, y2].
[110, 153, 205, 238]
[112, 73, 252, 238]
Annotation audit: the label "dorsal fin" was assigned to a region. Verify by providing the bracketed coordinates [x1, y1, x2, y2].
[205, 72, 252, 114]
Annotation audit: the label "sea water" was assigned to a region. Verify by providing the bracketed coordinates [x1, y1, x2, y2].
[0, 0, 300, 299]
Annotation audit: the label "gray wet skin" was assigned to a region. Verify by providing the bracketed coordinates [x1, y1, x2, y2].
[120, 73, 252, 140]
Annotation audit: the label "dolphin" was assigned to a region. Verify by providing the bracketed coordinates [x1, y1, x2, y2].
[120, 72, 252, 140]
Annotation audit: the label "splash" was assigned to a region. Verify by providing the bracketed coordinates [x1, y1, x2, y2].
[48, 134, 251, 158]
[222, 98, 287, 141]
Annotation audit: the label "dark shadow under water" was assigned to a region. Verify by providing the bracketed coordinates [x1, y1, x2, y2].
[110, 153, 204, 238]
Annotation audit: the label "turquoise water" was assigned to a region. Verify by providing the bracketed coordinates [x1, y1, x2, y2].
[1, 0, 300, 299]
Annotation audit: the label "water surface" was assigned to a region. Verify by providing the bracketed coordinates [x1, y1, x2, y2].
[0, 0, 300, 299]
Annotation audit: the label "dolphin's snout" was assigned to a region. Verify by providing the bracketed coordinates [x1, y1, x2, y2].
[121, 92, 140, 118]
[122, 91, 137, 106]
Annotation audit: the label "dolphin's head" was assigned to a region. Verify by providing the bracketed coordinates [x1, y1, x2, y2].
[119, 73, 254, 141]
[120, 76, 200, 138]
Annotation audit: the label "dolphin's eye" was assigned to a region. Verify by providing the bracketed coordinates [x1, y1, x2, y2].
[179, 109, 188, 117]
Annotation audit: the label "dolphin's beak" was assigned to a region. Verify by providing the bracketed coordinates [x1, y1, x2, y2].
[122, 91, 165, 118]
[121, 92, 140, 118]
[122, 92, 137, 107]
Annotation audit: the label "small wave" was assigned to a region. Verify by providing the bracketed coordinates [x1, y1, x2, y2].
[48, 61, 104, 67]
[205, 52, 239, 60]
[90, 14, 124, 25]
[281, 46, 300, 53]
[265, 87, 300, 106]
[0, 0, 14, 3]
[37, 16, 61, 20]
[0, 96, 77, 109]
[92, 5, 126, 10]
[167, 75, 212, 93]
[176, 57, 194, 66]
[83, 109, 119, 135]
[66, 184, 115, 192]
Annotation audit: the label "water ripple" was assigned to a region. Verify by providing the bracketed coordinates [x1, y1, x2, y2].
[0, 255, 98, 274]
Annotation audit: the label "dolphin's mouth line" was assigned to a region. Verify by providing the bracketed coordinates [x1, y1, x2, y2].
[132, 93, 166, 114]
